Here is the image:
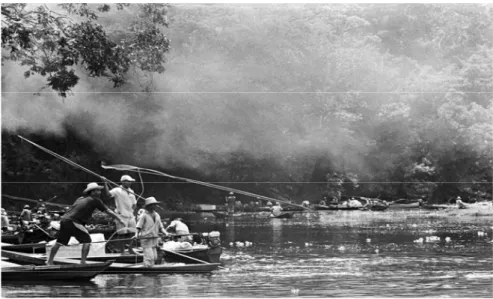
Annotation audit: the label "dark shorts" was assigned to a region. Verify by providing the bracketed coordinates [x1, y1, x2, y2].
[56, 219, 91, 246]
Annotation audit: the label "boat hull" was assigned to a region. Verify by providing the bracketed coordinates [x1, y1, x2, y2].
[270, 212, 293, 219]
[104, 262, 220, 274]
[1, 260, 112, 281]
[2, 250, 220, 274]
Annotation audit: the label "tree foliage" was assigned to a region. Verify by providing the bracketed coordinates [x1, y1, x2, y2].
[1, 3, 170, 96]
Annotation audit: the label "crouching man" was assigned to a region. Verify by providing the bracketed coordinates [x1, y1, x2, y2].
[134, 197, 168, 267]
[47, 182, 125, 265]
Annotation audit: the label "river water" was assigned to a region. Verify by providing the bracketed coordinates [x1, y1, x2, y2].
[2, 210, 492, 297]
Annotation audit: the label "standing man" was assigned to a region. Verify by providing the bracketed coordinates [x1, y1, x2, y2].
[20, 205, 32, 224]
[47, 182, 124, 265]
[104, 175, 138, 254]
[270, 202, 283, 217]
[226, 192, 236, 215]
[1, 208, 9, 229]
[135, 197, 168, 267]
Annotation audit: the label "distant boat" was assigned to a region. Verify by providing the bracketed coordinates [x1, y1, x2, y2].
[269, 212, 293, 219]
[315, 197, 389, 211]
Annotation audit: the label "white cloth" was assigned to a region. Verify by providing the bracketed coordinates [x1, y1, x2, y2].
[136, 210, 163, 248]
[109, 186, 136, 217]
[348, 200, 363, 207]
[161, 241, 194, 251]
[115, 216, 137, 234]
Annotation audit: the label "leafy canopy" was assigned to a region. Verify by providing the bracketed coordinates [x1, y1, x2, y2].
[1, 3, 170, 96]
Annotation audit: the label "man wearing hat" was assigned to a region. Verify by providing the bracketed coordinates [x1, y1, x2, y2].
[20, 205, 32, 223]
[1, 208, 9, 229]
[104, 174, 138, 254]
[135, 197, 168, 267]
[47, 181, 125, 265]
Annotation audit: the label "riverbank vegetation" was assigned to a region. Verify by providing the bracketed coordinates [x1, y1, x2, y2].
[2, 4, 492, 208]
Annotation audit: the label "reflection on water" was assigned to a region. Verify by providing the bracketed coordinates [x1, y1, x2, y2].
[2, 211, 492, 297]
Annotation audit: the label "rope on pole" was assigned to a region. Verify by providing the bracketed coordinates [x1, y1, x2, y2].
[17, 135, 147, 202]
[102, 163, 311, 210]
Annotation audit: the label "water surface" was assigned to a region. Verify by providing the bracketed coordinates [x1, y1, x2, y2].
[2, 210, 492, 297]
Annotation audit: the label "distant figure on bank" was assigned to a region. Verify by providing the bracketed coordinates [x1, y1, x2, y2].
[47, 182, 124, 265]
[20, 205, 32, 223]
[302, 200, 310, 208]
[319, 198, 327, 206]
[37, 204, 47, 214]
[135, 197, 168, 267]
[456, 196, 468, 209]
[104, 175, 137, 254]
[226, 192, 236, 214]
[271, 202, 283, 217]
[235, 200, 243, 212]
[35, 199, 44, 213]
[1, 208, 9, 229]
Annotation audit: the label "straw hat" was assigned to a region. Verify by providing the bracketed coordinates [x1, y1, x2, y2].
[144, 197, 160, 207]
[83, 182, 104, 194]
[121, 175, 135, 182]
[24, 205, 30, 209]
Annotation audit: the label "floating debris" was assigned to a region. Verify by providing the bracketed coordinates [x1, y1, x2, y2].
[366, 238, 371, 243]
[425, 236, 440, 242]
[445, 237, 451, 242]
[291, 288, 300, 295]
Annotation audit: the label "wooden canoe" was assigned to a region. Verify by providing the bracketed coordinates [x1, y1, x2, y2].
[388, 202, 420, 209]
[269, 212, 293, 219]
[1, 259, 113, 281]
[105, 262, 220, 274]
[2, 250, 220, 274]
[68, 245, 223, 264]
[421, 205, 449, 210]
[1, 242, 47, 253]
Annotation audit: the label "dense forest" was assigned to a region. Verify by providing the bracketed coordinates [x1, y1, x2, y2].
[2, 4, 492, 209]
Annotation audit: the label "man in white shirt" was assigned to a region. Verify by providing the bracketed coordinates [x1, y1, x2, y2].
[104, 174, 137, 254]
[166, 218, 191, 242]
[270, 202, 283, 217]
